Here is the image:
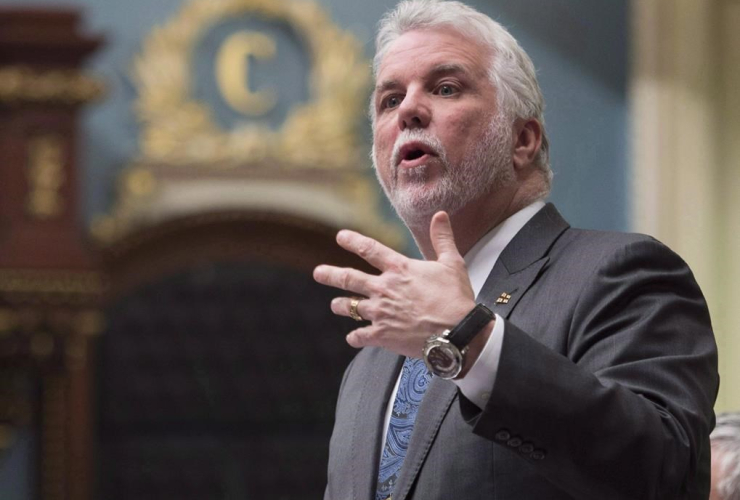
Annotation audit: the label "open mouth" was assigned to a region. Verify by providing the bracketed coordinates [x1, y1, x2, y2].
[397, 142, 436, 168]
[404, 149, 425, 161]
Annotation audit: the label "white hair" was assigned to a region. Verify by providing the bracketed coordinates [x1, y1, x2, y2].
[371, 0, 552, 189]
[712, 413, 740, 500]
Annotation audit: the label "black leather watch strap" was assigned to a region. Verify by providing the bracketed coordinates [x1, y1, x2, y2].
[447, 304, 494, 349]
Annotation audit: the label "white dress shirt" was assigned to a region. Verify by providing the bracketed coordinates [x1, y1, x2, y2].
[380, 201, 546, 451]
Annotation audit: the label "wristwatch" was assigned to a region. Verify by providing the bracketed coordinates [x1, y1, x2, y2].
[422, 304, 494, 379]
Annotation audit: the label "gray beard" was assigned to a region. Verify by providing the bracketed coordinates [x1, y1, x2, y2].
[372, 113, 514, 230]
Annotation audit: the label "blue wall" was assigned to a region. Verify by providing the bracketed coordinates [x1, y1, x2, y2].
[0, 0, 628, 497]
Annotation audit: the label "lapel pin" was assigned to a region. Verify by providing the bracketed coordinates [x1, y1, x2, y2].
[495, 292, 512, 305]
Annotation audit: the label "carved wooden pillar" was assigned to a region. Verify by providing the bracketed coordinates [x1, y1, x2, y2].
[0, 7, 104, 500]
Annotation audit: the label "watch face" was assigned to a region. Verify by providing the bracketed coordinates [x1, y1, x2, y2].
[424, 341, 462, 379]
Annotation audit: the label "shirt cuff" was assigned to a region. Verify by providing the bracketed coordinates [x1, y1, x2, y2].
[453, 313, 505, 409]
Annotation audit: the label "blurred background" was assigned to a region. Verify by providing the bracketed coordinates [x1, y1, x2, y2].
[0, 0, 737, 498]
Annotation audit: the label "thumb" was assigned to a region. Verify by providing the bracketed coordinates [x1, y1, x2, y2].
[430, 211, 462, 262]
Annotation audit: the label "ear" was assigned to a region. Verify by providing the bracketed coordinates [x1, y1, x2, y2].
[512, 118, 542, 171]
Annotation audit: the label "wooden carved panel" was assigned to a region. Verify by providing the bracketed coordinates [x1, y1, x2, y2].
[96, 212, 378, 500]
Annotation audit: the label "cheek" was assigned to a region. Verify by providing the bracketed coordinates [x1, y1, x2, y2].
[373, 124, 396, 162]
[439, 115, 487, 155]
[455, 110, 490, 136]
[465, 109, 499, 139]
[372, 131, 395, 182]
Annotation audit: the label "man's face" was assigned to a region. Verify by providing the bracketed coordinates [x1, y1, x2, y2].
[371, 28, 513, 226]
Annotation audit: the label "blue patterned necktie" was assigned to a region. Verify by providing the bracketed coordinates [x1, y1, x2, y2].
[375, 357, 432, 500]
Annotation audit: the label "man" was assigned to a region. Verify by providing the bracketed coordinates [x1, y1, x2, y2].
[710, 413, 740, 500]
[313, 1, 719, 498]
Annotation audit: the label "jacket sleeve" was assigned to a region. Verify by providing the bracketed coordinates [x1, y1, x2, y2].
[460, 237, 719, 500]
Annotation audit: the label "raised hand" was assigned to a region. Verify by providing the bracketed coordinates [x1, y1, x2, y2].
[313, 211, 476, 358]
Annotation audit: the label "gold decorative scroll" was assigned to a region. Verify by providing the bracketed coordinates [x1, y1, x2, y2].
[132, 0, 371, 169]
[26, 135, 66, 219]
[0, 66, 104, 105]
[0, 307, 104, 337]
[97, 0, 404, 248]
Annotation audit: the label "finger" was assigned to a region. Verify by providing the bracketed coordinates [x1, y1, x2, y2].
[346, 326, 378, 349]
[331, 296, 371, 321]
[336, 230, 405, 271]
[429, 211, 463, 263]
[313, 265, 374, 296]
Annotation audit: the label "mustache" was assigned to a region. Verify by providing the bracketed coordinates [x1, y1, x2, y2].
[390, 130, 446, 169]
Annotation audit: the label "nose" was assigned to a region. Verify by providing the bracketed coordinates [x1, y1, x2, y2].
[397, 88, 431, 130]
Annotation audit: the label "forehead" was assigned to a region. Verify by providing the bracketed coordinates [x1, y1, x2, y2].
[377, 28, 491, 84]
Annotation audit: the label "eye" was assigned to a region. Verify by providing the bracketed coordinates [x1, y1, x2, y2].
[383, 95, 402, 109]
[437, 84, 458, 97]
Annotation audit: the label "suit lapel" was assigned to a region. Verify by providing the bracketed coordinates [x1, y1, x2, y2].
[393, 376, 458, 500]
[478, 203, 569, 315]
[353, 349, 404, 500]
[389, 204, 570, 499]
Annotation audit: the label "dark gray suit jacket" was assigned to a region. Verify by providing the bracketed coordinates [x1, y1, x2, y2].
[325, 204, 718, 500]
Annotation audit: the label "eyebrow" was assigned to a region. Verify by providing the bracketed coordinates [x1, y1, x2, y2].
[374, 62, 473, 94]
[428, 63, 471, 79]
[375, 79, 401, 95]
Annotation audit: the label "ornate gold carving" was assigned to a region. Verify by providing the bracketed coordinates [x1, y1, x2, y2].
[26, 135, 66, 219]
[0, 66, 104, 104]
[0, 305, 102, 373]
[132, 0, 370, 168]
[95, 0, 405, 249]
[90, 166, 159, 243]
[0, 270, 106, 352]
[216, 31, 278, 116]
[124, 167, 157, 197]
[0, 270, 105, 298]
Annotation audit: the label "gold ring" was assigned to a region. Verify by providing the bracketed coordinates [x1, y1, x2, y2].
[349, 297, 365, 322]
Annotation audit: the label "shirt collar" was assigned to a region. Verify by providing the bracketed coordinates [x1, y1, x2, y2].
[464, 200, 546, 297]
